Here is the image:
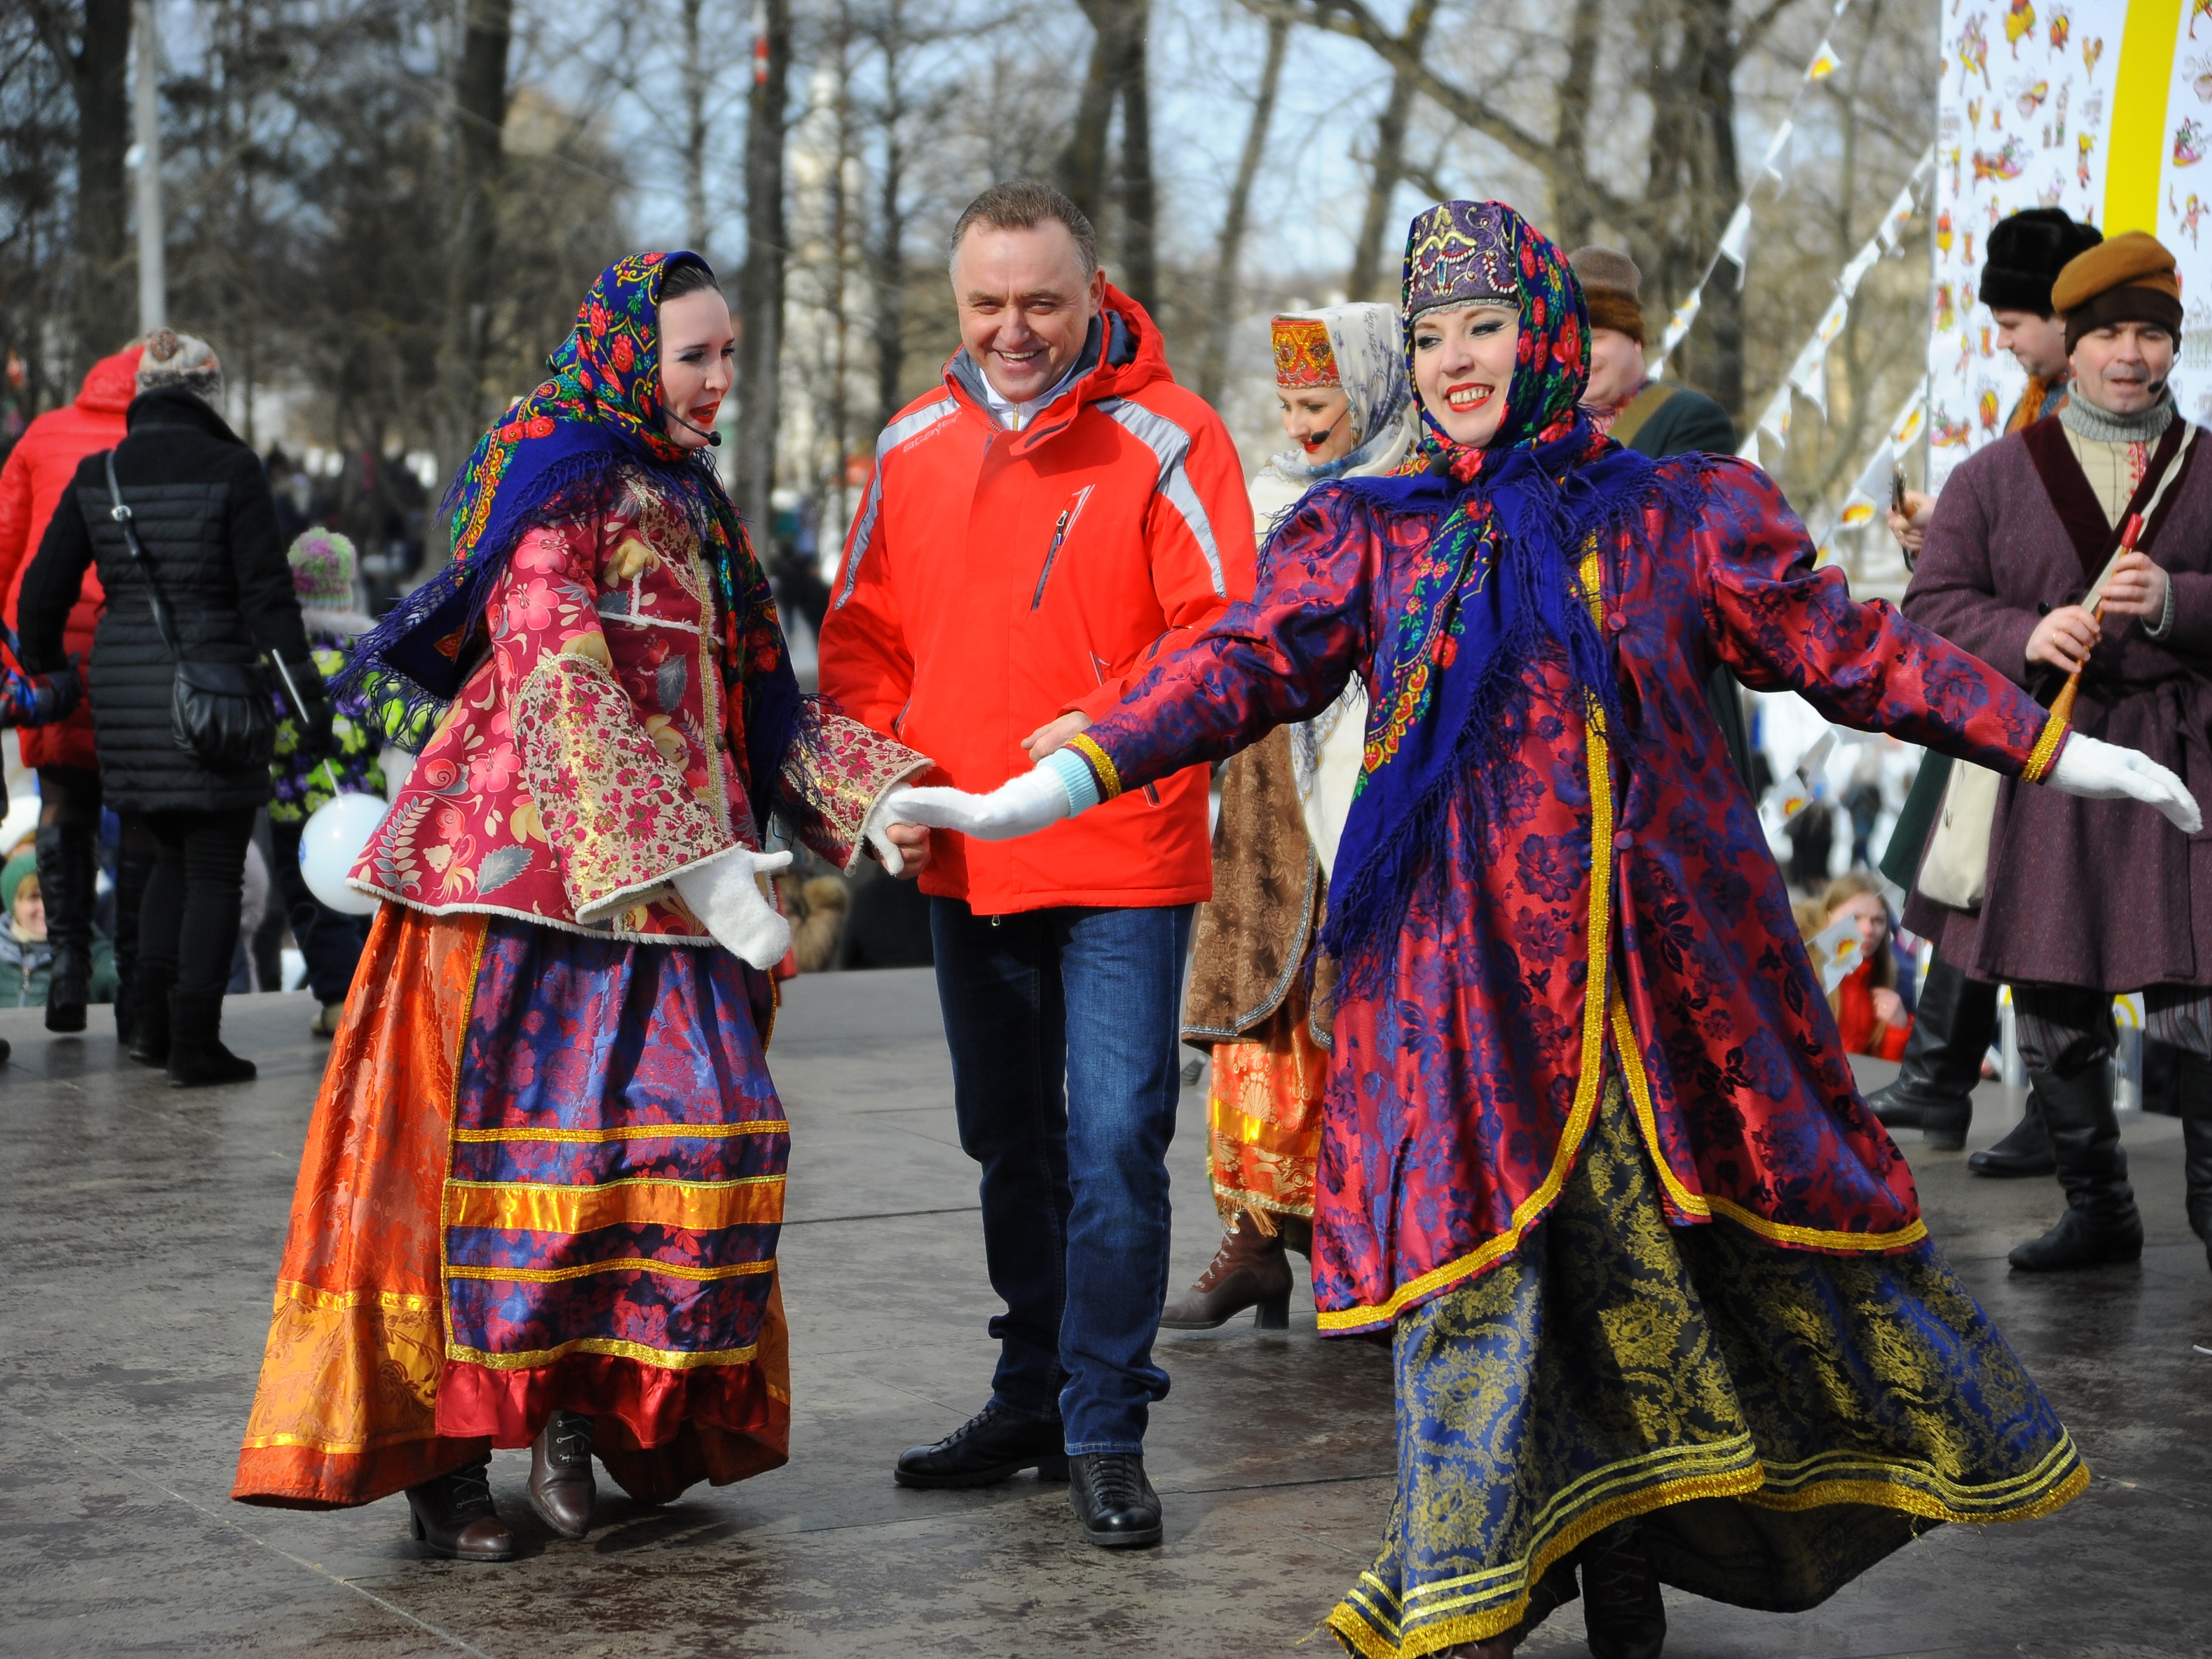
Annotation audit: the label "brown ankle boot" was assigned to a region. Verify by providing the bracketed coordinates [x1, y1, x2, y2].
[405, 1456, 514, 1561]
[527, 1409, 596, 1538]
[1159, 1211, 1294, 1330]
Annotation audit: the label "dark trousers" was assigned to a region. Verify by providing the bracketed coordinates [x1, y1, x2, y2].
[930, 897, 1192, 1455]
[2012, 984, 2212, 1075]
[131, 807, 257, 1008]
[268, 818, 370, 1004]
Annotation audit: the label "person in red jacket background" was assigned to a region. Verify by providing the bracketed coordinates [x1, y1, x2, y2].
[0, 342, 142, 1037]
[817, 179, 1254, 1549]
[1822, 872, 1918, 1061]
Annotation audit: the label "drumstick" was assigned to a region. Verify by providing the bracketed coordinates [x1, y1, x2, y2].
[2050, 510, 2142, 726]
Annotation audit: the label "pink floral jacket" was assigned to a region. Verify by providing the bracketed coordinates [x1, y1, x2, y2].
[353, 476, 928, 940]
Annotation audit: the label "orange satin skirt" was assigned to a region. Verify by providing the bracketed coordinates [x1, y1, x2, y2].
[1206, 995, 1328, 1226]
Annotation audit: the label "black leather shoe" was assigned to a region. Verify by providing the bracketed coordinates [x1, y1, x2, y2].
[1067, 1451, 1162, 1548]
[2008, 1206, 2143, 1271]
[1969, 1092, 2056, 1177]
[1865, 1081, 1971, 1150]
[1581, 1519, 1665, 1659]
[405, 1456, 514, 1562]
[893, 1403, 1067, 1488]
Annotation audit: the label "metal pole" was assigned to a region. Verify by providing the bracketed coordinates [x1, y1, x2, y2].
[132, 0, 164, 335]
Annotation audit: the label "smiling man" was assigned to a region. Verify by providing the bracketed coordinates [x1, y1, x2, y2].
[816, 180, 1253, 1549]
[1904, 229, 2212, 1280]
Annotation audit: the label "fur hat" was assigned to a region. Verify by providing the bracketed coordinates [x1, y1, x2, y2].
[287, 528, 357, 607]
[1979, 208, 2103, 316]
[135, 327, 225, 405]
[2053, 230, 2184, 352]
[1568, 245, 1644, 345]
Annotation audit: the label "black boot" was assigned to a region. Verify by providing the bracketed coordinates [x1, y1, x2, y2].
[2009, 1066, 2144, 1271]
[127, 964, 174, 1067]
[1969, 1088, 2057, 1177]
[1866, 961, 1997, 1151]
[1579, 1518, 1666, 1659]
[165, 992, 256, 1088]
[111, 831, 154, 1048]
[35, 824, 93, 1033]
[893, 1402, 1067, 1488]
[405, 1456, 514, 1562]
[2175, 1053, 2212, 1276]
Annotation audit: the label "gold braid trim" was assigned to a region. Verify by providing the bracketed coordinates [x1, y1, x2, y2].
[1066, 733, 1124, 801]
[2021, 711, 2070, 784]
[446, 1334, 762, 1371]
[445, 1257, 777, 1285]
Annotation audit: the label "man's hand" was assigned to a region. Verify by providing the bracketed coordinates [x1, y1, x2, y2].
[1870, 985, 1907, 1029]
[860, 785, 935, 879]
[1022, 710, 1092, 760]
[2026, 604, 2102, 673]
[2100, 549, 2170, 621]
[2046, 733, 2203, 834]
[1886, 489, 1935, 558]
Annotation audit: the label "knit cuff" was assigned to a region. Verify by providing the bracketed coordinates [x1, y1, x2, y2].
[2146, 574, 2178, 640]
[1040, 747, 1102, 818]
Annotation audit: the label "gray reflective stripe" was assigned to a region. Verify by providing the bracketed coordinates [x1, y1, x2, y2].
[834, 395, 960, 609]
[1095, 398, 1226, 596]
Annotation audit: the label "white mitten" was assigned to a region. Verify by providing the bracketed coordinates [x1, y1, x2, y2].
[671, 846, 796, 969]
[2046, 733, 2204, 834]
[894, 766, 1076, 841]
[861, 783, 917, 876]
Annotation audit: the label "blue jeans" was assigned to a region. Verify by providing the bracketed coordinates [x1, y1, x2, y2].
[930, 898, 1192, 1455]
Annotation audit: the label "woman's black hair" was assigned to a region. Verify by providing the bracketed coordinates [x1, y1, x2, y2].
[659, 252, 719, 302]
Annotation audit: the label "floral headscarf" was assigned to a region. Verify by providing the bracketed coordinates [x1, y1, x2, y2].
[340, 252, 800, 800]
[1318, 201, 1660, 982]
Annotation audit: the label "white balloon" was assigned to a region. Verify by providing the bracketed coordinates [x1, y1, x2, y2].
[300, 791, 388, 916]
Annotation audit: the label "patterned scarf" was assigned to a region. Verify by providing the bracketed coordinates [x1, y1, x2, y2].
[339, 252, 800, 801]
[1317, 203, 1661, 981]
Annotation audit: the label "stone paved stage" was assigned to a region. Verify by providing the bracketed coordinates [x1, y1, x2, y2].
[2, 970, 2207, 1657]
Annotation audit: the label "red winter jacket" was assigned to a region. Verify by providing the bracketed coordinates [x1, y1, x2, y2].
[818, 287, 1255, 914]
[0, 347, 141, 770]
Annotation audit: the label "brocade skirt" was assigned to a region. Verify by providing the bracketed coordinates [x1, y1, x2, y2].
[233, 903, 793, 1511]
[1327, 1078, 2086, 1657]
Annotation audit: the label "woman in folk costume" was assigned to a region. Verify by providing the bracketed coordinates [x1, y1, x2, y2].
[895, 202, 2200, 1657]
[1165, 304, 1411, 1329]
[231, 252, 931, 1560]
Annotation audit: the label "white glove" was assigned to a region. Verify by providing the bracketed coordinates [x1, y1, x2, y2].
[861, 783, 917, 876]
[2046, 733, 2204, 834]
[894, 767, 1072, 841]
[381, 746, 417, 803]
[671, 846, 796, 969]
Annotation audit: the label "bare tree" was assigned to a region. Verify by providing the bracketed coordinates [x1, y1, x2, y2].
[1196, 12, 1288, 403]
[28, 0, 132, 373]
[440, 0, 514, 472]
[1344, 0, 1431, 301]
[737, 0, 791, 535]
[1058, 0, 1156, 312]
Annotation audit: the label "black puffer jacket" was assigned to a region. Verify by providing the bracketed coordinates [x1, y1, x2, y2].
[21, 388, 320, 813]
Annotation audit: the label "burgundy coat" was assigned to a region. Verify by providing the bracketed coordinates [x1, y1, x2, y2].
[1903, 416, 2212, 990]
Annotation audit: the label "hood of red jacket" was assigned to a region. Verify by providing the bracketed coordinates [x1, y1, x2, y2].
[75, 346, 145, 417]
[942, 283, 1173, 460]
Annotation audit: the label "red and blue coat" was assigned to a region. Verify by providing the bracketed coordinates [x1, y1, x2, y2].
[1070, 457, 2068, 1334]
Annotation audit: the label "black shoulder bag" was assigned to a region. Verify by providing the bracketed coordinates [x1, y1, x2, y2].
[102, 451, 275, 770]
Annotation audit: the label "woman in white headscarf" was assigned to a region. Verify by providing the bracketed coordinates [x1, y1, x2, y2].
[1160, 305, 1413, 1331]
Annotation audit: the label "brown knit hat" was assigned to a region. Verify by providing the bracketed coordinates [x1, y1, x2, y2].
[2053, 230, 2184, 352]
[1568, 245, 1645, 345]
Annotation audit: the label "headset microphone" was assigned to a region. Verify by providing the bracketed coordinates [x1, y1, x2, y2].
[670, 408, 722, 447]
[1300, 420, 1339, 451]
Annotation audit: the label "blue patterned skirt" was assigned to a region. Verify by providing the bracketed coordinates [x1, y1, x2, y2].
[1327, 1078, 2086, 1657]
